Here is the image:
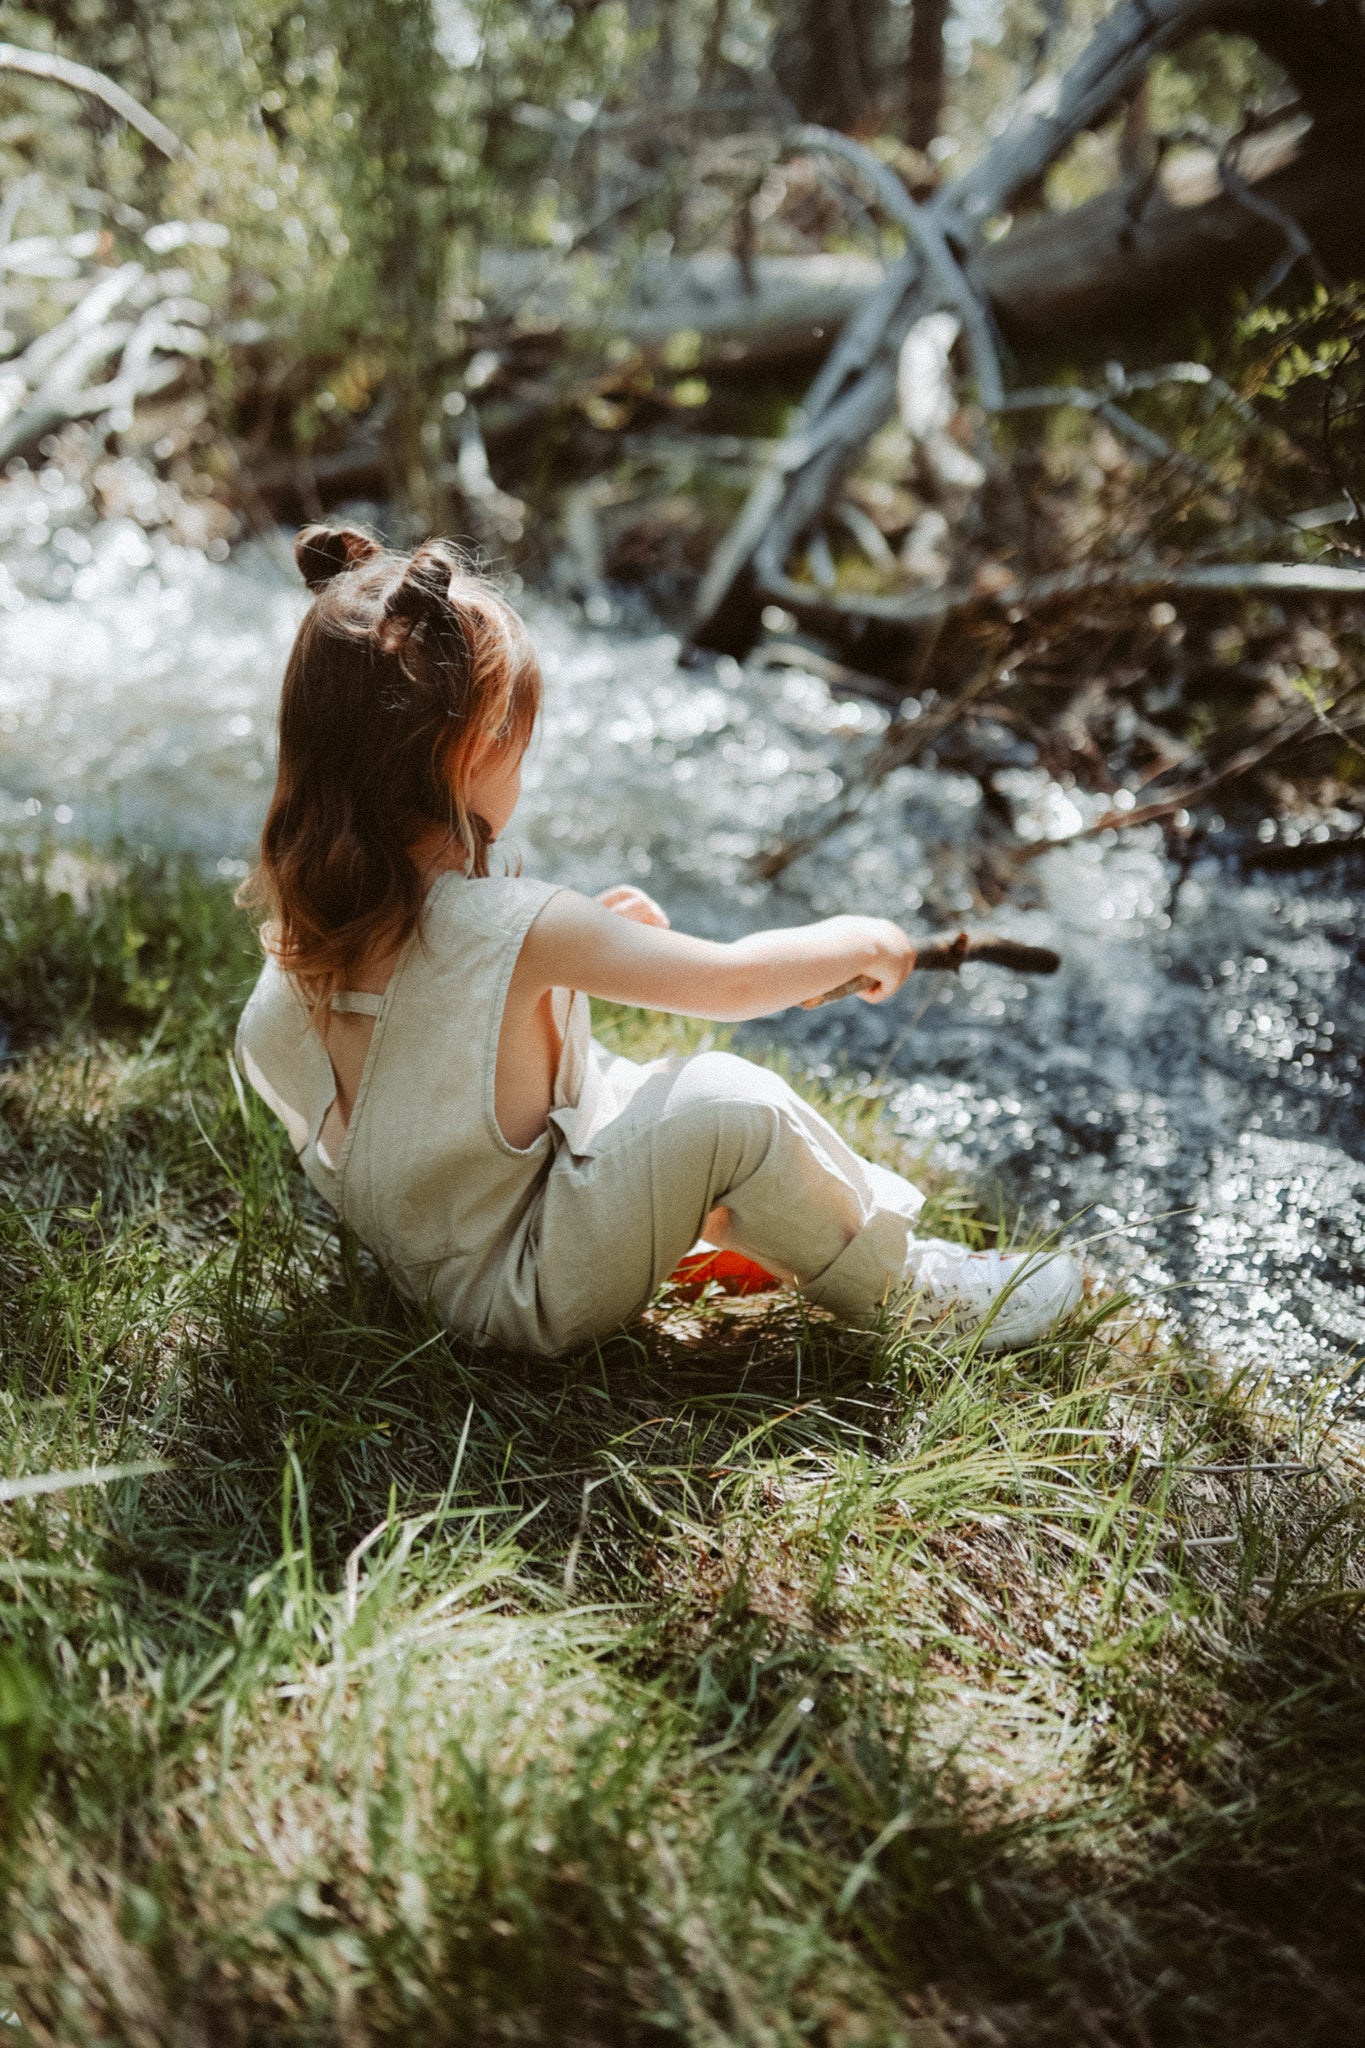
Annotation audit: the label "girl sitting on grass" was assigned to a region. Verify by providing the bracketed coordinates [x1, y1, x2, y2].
[236, 527, 1082, 1358]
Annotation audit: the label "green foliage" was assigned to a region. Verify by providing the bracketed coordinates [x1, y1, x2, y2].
[0, 853, 1363, 2041]
[0, 1645, 48, 1839]
[0, 848, 257, 1042]
[0, 0, 653, 448]
[1237, 284, 1365, 510]
[1149, 29, 1291, 142]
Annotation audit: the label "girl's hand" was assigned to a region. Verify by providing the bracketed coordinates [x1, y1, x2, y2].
[839, 914, 916, 1003]
[597, 884, 670, 930]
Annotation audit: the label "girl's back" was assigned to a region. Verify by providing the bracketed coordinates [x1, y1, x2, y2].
[238, 867, 643, 1317]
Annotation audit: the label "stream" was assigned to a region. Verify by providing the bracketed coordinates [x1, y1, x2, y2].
[1, 488, 1361, 1408]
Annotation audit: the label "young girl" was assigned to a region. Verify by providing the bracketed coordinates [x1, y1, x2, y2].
[236, 527, 1082, 1358]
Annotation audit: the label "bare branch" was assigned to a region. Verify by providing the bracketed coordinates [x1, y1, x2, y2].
[749, 637, 906, 708]
[942, 0, 1248, 237]
[751, 555, 1365, 637]
[0, 42, 191, 162]
[1154, 118, 1330, 302]
[789, 125, 1005, 411]
[1218, 135, 1325, 299]
[752, 642, 1013, 879]
[1008, 701, 1346, 862]
[689, 0, 1291, 656]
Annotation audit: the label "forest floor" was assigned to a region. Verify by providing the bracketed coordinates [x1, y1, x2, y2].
[0, 850, 1363, 2048]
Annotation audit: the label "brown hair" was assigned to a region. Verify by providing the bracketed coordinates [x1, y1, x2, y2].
[243, 525, 541, 1004]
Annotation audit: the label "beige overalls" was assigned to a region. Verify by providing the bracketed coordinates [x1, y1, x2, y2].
[235, 870, 926, 1356]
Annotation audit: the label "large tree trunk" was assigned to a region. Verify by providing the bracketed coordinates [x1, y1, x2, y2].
[905, 0, 949, 154]
[770, 0, 889, 133]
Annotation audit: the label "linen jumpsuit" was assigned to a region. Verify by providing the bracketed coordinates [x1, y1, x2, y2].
[235, 869, 927, 1356]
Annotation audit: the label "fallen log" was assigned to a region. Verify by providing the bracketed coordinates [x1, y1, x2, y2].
[749, 555, 1365, 641]
[465, 108, 1365, 398]
[972, 109, 1365, 350]
[688, 0, 1365, 660]
[476, 246, 883, 367]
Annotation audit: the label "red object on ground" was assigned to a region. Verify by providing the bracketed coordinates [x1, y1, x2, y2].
[668, 1246, 778, 1298]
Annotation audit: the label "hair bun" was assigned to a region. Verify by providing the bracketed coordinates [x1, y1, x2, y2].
[295, 524, 381, 592]
[381, 539, 463, 630]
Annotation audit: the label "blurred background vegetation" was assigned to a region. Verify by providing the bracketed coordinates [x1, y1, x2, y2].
[0, 1, 1359, 827]
[0, 3, 1338, 517]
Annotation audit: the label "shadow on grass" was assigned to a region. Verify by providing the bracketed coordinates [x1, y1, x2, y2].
[0, 849, 1363, 2046]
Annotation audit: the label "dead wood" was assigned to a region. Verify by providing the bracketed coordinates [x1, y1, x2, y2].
[0, 264, 209, 468]
[972, 109, 1365, 350]
[1009, 688, 1365, 863]
[750, 638, 907, 709]
[687, 0, 1365, 662]
[751, 597, 1365, 885]
[744, 555, 1365, 650]
[752, 637, 1014, 880]
[476, 246, 884, 366]
[470, 107, 1365, 395]
[0, 43, 189, 162]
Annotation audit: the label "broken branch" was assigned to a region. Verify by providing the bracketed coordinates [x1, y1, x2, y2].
[749, 555, 1365, 640]
[0, 42, 191, 162]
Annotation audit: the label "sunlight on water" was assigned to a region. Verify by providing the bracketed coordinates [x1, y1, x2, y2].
[1, 515, 1361, 1404]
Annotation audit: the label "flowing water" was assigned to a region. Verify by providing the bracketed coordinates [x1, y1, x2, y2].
[1, 492, 1362, 1407]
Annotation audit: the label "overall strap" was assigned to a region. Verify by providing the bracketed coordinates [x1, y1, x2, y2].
[331, 989, 384, 1017]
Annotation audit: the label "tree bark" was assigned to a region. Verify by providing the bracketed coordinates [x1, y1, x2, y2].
[973, 107, 1365, 350]
[906, 0, 949, 155]
[770, 0, 887, 133]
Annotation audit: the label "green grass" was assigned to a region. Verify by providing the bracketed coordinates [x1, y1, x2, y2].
[0, 847, 1363, 2046]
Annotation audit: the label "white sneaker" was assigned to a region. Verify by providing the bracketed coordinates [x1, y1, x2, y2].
[898, 1238, 1083, 1352]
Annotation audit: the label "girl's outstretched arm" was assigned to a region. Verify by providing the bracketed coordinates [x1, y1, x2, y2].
[516, 888, 915, 1021]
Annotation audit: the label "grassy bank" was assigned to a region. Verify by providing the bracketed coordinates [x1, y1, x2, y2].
[0, 850, 1363, 2047]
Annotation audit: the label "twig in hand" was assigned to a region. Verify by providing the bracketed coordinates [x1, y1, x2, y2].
[801, 931, 1060, 1008]
[916, 934, 1060, 974]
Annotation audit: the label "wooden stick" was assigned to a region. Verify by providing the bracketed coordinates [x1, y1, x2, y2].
[800, 931, 1061, 1008]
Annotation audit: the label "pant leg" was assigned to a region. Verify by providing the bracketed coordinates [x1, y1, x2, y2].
[484, 1049, 924, 1355]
